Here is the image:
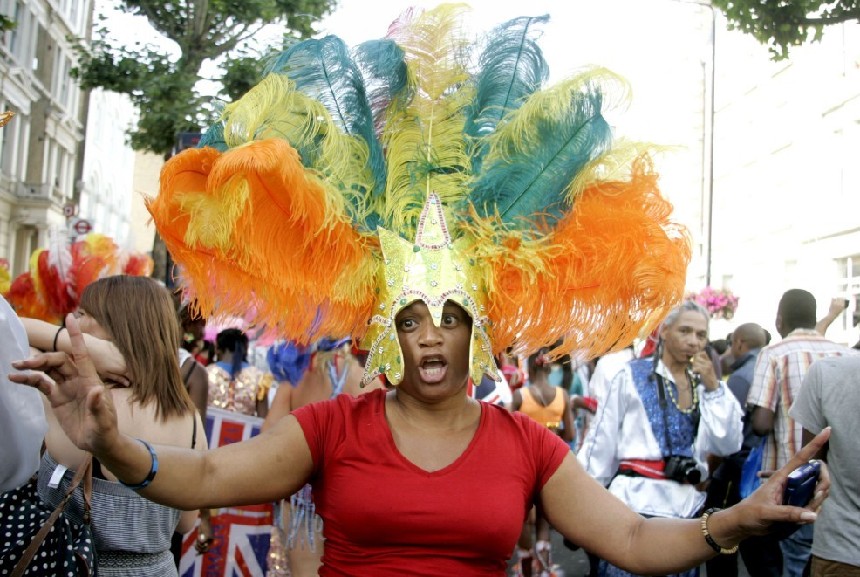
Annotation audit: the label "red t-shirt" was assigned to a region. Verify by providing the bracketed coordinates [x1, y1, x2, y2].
[292, 388, 569, 576]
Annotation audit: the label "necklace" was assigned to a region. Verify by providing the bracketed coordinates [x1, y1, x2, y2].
[664, 373, 698, 414]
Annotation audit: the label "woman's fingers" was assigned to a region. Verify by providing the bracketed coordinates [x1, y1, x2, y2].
[8, 370, 55, 396]
[12, 351, 69, 372]
[769, 428, 831, 486]
[65, 314, 101, 380]
[102, 373, 131, 388]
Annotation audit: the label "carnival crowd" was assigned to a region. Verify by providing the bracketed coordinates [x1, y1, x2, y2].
[2, 282, 856, 577]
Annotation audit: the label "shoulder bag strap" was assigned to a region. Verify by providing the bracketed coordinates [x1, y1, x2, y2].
[12, 454, 93, 577]
[182, 357, 197, 385]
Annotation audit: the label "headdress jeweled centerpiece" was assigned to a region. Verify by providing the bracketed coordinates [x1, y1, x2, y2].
[362, 193, 496, 386]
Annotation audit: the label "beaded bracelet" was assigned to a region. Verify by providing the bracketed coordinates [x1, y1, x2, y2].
[701, 507, 739, 554]
[119, 438, 159, 491]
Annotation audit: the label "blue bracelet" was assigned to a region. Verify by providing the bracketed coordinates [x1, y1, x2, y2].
[120, 438, 159, 491]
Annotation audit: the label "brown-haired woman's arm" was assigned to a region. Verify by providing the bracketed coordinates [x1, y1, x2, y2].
[21, 317, 127, 379]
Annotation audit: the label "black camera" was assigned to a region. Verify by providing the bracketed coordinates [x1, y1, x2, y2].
[664, 456, 701, 484]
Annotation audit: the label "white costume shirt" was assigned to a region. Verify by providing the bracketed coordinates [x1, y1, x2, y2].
[588, 348, 636, 405]
[577, 358, 743, 518]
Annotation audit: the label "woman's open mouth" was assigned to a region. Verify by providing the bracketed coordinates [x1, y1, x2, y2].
[418, 356, 448, 383]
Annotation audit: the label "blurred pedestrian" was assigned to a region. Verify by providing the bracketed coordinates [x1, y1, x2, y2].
[0, 295, 46, 492]
[511, 349, 575, 576]
[704, 322, 768, 577]
[263, 339, 384, 577]
[791, 356, 860, 576]
[748, 289, 856, 576]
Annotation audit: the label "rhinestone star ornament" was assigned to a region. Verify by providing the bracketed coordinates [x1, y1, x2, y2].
[360, 194, 501, 387]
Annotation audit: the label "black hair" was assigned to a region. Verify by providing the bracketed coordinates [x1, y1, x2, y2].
[216, 328, 249, 379]
[709, 338, 729, 356]
[778, 289, 817, 332]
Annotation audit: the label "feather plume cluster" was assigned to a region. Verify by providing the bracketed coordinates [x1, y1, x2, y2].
[148, 4, 690, 359]
[3, 233, 154, 323]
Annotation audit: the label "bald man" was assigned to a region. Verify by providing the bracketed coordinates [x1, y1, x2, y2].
[726, 323, 768, 405]
[704, 322, 768, 577]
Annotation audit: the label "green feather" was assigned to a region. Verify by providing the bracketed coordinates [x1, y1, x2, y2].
[471, 69, 629, 227]
[353, 39, 410, 135]
[265, 37, 386, 203]
[464, 15, 549, 147]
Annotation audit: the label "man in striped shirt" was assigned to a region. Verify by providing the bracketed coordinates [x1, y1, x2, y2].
[747, 288, 855, 577]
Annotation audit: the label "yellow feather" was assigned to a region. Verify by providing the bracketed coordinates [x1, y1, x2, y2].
[483, 67, 630, 170]
[220, 74, 376, 225]
[380, 4, 473, 234]
[566, 140, 676, 203]
[179, 176, 249, 252]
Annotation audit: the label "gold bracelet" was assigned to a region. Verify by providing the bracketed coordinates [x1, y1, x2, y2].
[701, 508, 739, 554]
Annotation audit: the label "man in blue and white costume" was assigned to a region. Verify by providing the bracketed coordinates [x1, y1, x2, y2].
[578, 300, 744, 577]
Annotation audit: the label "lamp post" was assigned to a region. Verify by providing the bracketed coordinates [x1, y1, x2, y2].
[703, 3, 715, 287]
[671, 0, 716, 287]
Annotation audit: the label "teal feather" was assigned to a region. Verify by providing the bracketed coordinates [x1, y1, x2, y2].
[198, 121, 227, 151]
[471, 77, 614, 227]
[464, 15, 549, 146]
[198, 102, 229, 151]
[265, 37, 386, 201]
[353, 39, 409, 136]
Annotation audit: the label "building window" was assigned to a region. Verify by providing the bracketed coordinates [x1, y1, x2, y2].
[55, 54, 71, 108]
[2, 1, 24, 58]
[836, 256, 860, 332]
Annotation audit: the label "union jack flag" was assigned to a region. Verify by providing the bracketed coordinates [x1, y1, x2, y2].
[179, 408, 274, 577]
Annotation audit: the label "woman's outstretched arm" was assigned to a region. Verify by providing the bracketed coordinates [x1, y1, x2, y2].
[541, 429, 829, 575]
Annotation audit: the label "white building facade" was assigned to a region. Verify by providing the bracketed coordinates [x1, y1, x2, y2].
[710, 20, 860, 345]
[77, 87, 136, 247]
[0, 0, 137, 279]
[0, 0, 92, 275]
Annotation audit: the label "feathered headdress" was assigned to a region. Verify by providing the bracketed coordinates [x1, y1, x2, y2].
[4, 232, 154, 323]
[147, 4, 690, 386]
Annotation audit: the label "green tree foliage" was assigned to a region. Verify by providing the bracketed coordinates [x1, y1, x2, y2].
[0, 15, 14, 32]
[72, 0, 335, 155]
[713, 0, 860, 60]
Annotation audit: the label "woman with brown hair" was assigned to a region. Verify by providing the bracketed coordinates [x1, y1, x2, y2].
[21, 275, 207, 576]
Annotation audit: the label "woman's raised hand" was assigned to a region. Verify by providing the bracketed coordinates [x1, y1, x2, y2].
[732, 428, 831, 536]
[10, 313, 119, 454]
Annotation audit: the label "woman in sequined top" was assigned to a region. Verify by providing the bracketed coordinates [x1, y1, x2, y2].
[206, 328, 272, 418]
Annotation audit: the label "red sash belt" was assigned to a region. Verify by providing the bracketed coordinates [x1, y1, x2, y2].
[618, 459, 667, 480]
